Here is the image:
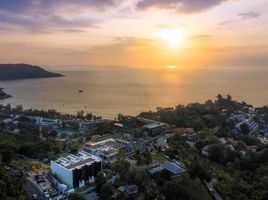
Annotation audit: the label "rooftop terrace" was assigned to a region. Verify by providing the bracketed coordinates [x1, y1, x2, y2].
[54, 151, 101, 170]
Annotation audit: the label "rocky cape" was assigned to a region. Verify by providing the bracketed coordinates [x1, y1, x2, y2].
[0, 64, 63, 81]
[0, 88, 11, 100]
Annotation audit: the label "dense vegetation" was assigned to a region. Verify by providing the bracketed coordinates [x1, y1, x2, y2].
[0, 124, 84, 163]
[166, 133, 268, 200]
[0, 107, 89, 199]
[138, 95, 268, 200]
[0, 165, 28, 200]
[95, 158, 212, 200]
[139, 94, 252, 131]
[0, 95, 267, 199]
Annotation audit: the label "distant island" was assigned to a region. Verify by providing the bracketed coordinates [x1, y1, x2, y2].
[0, 88, 11, 99]
[0, 64, 63, 81]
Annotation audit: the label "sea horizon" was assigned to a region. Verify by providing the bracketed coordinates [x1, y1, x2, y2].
[1, 65, 268, 119]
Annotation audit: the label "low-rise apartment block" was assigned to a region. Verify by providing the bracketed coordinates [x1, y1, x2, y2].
[50, 151, 101, 188]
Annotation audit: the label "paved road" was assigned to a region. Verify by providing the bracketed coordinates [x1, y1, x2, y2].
[204, 181, 223, 200]
[82, 192, 98, 200]
[24, 177, 45, 200]
[80, 186, 96, 195]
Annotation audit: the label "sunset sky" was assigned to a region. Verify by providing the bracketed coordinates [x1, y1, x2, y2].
[0, 0, 267, 68]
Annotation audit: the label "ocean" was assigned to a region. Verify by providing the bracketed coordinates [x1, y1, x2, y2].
[0, 65, 268, 119]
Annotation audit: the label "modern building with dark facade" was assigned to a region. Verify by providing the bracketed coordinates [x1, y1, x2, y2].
[51, 151, 101, 188]
[143, 122, 167, 136]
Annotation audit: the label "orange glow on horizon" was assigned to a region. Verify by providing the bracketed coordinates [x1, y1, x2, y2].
[167, 65, 177, 69]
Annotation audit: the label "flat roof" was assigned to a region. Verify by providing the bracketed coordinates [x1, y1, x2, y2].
[53, 151, 101, 170]
[148, 161, 185, 175]
[148, 166, 162, 175]
[65, 157, 95, 170]
[85, 139, 124, 158]
[143, 122, 166, 129]
[86, 139, 123, 151]
[161, 161, 185, 175]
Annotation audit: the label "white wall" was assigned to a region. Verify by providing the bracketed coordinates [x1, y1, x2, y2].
[50, 161, 73, 188]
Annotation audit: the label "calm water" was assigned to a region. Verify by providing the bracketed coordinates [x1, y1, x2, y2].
[0, 66, 268, 118]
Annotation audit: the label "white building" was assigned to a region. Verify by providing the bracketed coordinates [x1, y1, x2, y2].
[50, 151, 101, 188]
[84, 139, 124, 164]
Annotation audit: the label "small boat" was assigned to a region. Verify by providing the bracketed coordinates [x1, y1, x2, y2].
[78, 90, 83, 93]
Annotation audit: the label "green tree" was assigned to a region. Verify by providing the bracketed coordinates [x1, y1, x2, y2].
[68, 193, 85, 200]
[84, 113, 93, 120]
[76, 111, 85, 119]
[100, 183, 113, 200]
[70, 146, 78, 154]
[189, 159, 211, 181]
[95, 172, 106, 193]
[240, 123, 250, 135]
[208, 144, 226, 164]
[1, 149, 14, 163]
[112, 159, 130, 174]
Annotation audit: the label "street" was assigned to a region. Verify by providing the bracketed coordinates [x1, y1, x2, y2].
[24, 177, 46, 200]
[204, 181, 223, 200]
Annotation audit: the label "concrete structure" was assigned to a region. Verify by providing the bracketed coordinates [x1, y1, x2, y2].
[143, 122, 167, 136]
[228, 114, 246, 123]
[219, 138, 227, 145]
[155, 136, 168, 150]
[137, 117, 157, 124]
[148, 161, 185, 176]
[234, 118, 259, 135]
[58, 184, 68, 194]
[36, 117, 62, 128]
[161, 161, 185, 175]
[119, 116, 167, 133]
[259, 137, 268, 145]
[50, 151, 101, 188]
[201, 145, 211, 157]
[186, 132, 199, 146]
[84, 139, 124, 164]
[118, 185, 138, 195]
[79, 119, 108, 132]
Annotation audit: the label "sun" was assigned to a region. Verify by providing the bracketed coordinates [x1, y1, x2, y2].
[160, 29, 184, 47]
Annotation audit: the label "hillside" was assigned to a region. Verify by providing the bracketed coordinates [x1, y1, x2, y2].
[0, 64, 63, 80]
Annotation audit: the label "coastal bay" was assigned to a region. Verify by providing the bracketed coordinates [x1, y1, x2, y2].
[1, 66, 268, 118]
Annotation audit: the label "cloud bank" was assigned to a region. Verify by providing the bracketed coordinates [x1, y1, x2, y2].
[219, 11, 260, 26]
[0, 0, 121, 32]
[137, 0, 228, 13]
[0, 0, 233, 32]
